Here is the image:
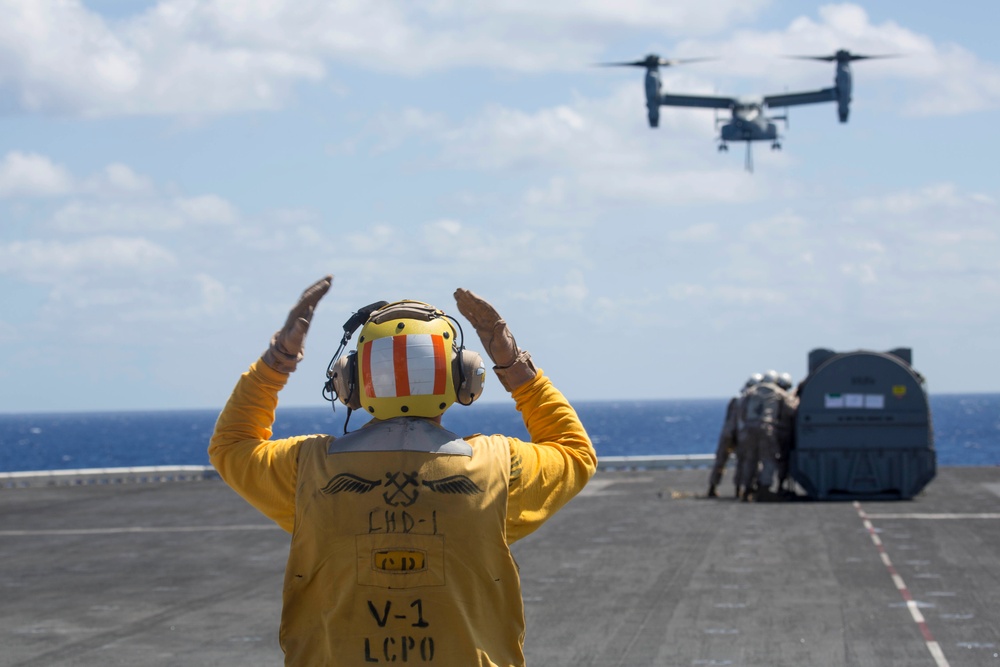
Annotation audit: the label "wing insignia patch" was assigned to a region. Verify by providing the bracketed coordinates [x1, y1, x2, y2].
[422, 475, 483, 495]
[321, 473, 381, 495]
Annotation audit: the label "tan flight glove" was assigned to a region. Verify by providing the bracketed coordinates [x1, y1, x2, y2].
[454, 288, 537, 393]
[261, 275, 333, 374]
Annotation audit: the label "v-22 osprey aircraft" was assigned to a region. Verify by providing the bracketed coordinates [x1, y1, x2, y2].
[601, 49, 892, 172]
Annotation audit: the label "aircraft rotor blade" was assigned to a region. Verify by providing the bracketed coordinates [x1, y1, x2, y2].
[844, 54, 899, 62]
[595, 60, 651, 68]
[595, 54, 714, 69]
[785, 49, 899, 63]
[784, 55, 838, 62]
[659, 57, 715, 67]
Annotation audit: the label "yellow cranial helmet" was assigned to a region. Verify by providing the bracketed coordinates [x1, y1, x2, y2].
[356, 301, 475, 419]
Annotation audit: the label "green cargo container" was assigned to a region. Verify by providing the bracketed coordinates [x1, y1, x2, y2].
[790, 348, 936, 500]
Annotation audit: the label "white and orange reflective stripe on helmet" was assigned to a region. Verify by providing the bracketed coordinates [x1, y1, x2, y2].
[362, 333, 448, 399]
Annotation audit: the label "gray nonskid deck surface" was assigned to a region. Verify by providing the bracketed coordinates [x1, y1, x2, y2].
[1, 468, 998, 666]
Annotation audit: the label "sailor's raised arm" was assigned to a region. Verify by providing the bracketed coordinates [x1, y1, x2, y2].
[453, 288, 597, 541]
[209, 276, 333, 531]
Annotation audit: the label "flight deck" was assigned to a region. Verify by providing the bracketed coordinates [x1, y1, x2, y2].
[1, 467, 998, 666]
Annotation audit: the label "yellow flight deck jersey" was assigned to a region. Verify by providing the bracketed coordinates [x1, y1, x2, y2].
[210, 360, 597, 667]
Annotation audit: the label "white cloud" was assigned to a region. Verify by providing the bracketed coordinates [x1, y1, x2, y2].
[0, 0, 323, 117]
[673, 4, 1000, 116]
[0, 0, 773, 118]
[195, 272, 227, 310]
[426, 218, 463, 236]
[174, 194, 238, 224]
[578, 167, 763, 205]
[362, 86, 769, 212]
[4, 2, 1000, 408]
[357, 90, 649, 175]
[365, 108, 449, 154]
[50, 201, 181, 232]
[511, 269, 589, 307]
[117, 272, 234, 323]
[852, 182, 994, 217]
[1, 0, 142, 113]
[707, 284, 788, 305]
[1, 1, 994, 120]
[0, 153, 165, 201]
[85, 163, 156, 197]
[0, 153, 241, 230]
[0, 236, 176, 280]
[448, 0, 771, 36]
[744, 210, 805, 238]
[0, 151, 75, 197]
[49, 194, 240, 232]
[439, 104, 590, 170]
[344, 223, 400, 255]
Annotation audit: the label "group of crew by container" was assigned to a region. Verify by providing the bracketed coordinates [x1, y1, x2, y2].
[708, 348, 938, 502]
[708, 369, 797, 501]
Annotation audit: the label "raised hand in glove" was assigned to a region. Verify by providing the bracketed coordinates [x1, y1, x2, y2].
[453, 288, 537, 392]
[261, 275, 333, 374]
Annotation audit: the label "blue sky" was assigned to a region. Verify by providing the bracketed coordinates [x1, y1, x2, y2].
[2, 1, 999, 412]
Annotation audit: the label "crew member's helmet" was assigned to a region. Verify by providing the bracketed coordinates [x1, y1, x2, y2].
[331, 300, 485, 420]
[762, 369, 780, 385]
[777, 372, 793, 390]
[744, 372, 764, 390]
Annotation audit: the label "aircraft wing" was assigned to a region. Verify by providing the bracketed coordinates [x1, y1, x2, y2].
[659, 93, 734, 110]
[763, 87, 837, 108]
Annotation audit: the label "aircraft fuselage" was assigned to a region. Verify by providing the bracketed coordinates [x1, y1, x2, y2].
[720, 99, 778, 142]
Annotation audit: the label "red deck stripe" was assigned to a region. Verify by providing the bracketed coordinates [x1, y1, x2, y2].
[854, 502, 950, 667]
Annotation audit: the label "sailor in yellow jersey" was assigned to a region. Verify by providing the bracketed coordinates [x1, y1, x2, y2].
[209, 276, 597, 666]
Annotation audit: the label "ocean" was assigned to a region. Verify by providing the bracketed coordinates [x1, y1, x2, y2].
[1, 394, 998, 473]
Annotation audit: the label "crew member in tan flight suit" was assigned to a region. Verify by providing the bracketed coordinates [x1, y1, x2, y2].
[707, 374, 760, 499]
[774, 372, 799, 495]
[209, 275, 597, 666]
[738, 370, 795, 501]
[731, 372, 763, 499]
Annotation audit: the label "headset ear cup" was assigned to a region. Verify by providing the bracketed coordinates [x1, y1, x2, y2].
[454, 349, 486, 405]
[331, 352, 361, 410]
